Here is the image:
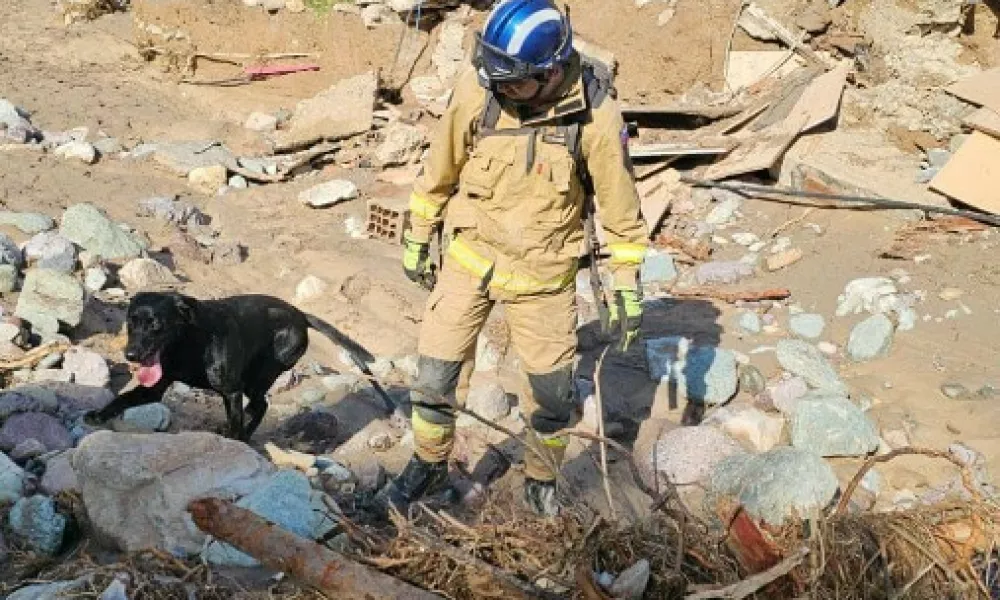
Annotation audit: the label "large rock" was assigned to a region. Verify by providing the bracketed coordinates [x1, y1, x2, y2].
[374, 123, 425, 167]
[775, 339, 846, 394]
[0, 451, 25, 502]
[0, 98, 39, 143]
[72, 431, 274, 555]
[709, 446, 838, 527]
[188, 165, 228, 196]
[646, 337, 738, 405]
[789, 313, 826, 340]
[846, 314, 895, 362]
[15, 269, 85, 334]
[8, 495, 66, 555]
[790, 392, 879, 457]
[0, 211, 54, 234]
[118, 258, 178, 290]
[62, 346, 110, 387]
[766, 376, 809, 414]
[137, 196, 209, 227]
[0, 263, 19, 292]
[643, 425, 745, 487]
[0, 387, 60, 419]
[202, 470, 334, 567]
[24, 232, 77, 273]
[0, 412, 74, 453]
[60, 203, 147, 260]
[279, 72, 376, 148]
[0, 233, 24, 268]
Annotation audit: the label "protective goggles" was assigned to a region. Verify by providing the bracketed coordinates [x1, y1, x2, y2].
[472, 19, 572, 85]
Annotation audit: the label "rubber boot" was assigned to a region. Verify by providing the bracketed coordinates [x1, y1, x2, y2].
[524, 477, 560, 517]
[374, 455, 449, 517]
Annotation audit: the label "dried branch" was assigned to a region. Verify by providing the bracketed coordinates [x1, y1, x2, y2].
[684, 545, 809, 599]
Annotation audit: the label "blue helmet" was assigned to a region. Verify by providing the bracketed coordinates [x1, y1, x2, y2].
[474, 0, 574, 87]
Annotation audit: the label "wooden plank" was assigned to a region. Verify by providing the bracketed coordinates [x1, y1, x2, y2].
[946, 68, 1000, 114]
[963, 107, 1000, 138]
[929, 131, 1000, 214]
[629, 143, 730, 159]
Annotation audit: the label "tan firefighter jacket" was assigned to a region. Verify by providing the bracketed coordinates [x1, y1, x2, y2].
[407, 52, 648, 294]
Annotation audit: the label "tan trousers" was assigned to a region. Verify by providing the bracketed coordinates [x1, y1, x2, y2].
[412, 261, 578, 481]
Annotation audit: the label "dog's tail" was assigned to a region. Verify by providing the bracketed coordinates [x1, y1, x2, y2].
[304, 314, 396, 415]
[304, 314, 374, 364]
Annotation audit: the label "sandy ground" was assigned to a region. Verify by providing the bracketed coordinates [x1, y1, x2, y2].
[0, 0, 999, 567]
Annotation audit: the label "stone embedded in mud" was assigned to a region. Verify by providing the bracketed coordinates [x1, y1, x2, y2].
[60, 203, 147, 260]
[695, 261, 754, 285]
[0, 211, 55, 234]
[775, 339, 846, 395]
[737, 312, 762, 334]
[790, 392, 879, 457]
[8, 495, 66, 555]
[709, 446, 838, 527]
[24, 231, 77, 273]
[298, 179, 358, 208]
[846, 314, 895, 362]
[54, 140, 97, 164]
[705, 406, 784, 452]
[118, 257, 178, 290]
[788, 313, 826, 340]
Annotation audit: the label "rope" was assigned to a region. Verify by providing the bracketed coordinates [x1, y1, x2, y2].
[680, 177, 1000, 228]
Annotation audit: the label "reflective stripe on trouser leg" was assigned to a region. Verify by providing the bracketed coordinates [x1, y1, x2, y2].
[410, 355, 463, 464]
[522, 364, 576, 482]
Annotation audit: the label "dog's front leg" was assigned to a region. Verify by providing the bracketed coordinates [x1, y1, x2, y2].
[221, 389, 246, 441]
[89, 382, 169, 423]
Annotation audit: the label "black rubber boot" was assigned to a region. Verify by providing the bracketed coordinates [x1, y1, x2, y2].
[374, 455, 449, 517]
[524, 477, 560, 517]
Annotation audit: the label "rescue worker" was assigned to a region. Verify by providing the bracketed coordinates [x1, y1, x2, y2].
[378, 0, 649, 517]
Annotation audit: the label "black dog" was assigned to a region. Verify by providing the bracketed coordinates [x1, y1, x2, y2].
[90, 292, 379, 441]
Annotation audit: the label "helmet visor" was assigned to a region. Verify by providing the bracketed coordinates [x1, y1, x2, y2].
[473, 19, 572, 85]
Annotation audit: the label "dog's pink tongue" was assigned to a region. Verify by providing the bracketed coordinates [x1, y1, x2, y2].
[137, 353, 163, 388]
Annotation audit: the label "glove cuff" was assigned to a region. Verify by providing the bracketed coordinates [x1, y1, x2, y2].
[404, 232, 430, 248]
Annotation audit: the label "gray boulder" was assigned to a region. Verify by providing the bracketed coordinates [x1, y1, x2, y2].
[791, 392, 879, 457]
[60, 203, 147, 260]
[775, 339, 846, 394]
[847, 314, 895, 362]
[0, 412, 74, 454]
[0, 233, 24, 268]
[72, 431, 274, 555]
[201, 470, 335, 566]
[0, 451, 25, 503]
[15, 269, 85, 334]
[24, 232, 77, 273]
[709, 446, 838, 527]
[0, 212, 55, 234]
[8, 495, 66, 555]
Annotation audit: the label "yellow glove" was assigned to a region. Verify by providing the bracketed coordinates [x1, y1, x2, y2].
[608, 287, 643, 352]
[402, 234, 436, 291]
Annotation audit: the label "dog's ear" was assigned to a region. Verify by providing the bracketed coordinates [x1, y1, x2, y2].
[173, 294, 196, 323]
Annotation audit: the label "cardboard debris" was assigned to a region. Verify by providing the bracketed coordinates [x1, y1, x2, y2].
[946, 67, 1000, 114]
[784, 61, 849, 132]
[726, 51, 805, 90]
[963, 107, 1000, 139]
[701, 114, 808, 181]
[638, 170, 681, 233]
[621, 103, 749, 121]
[929, 131, 1000, 214]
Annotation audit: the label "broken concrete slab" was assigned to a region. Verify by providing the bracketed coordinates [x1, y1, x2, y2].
[963, 107, 1000, 139]
[726, 51, 806, 91]
[946, 68, 1000, 113]
[277, 71, 377, 150]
